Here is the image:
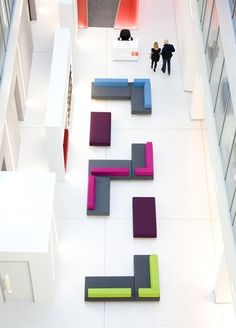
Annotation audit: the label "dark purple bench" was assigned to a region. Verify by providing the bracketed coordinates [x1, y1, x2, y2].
[132, 197, 157, 238]
[89, 112, 111, 146]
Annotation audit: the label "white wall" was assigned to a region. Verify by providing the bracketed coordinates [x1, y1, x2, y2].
[187, 0, 236, 305]
[0, 0, 33, 170]
[45, 27, 71, 181]
[6, 97, 21, 166]
[18, 0, 33, 97]
[58, 0, 77, 71]
[173, 0, 196, 92]
[29, 237, 55, 302]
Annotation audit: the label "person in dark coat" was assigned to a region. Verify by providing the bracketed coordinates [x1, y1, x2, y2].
[150, 42, 161, 72]
[118, 29, 133, 41]
[161, 39, 175, 75]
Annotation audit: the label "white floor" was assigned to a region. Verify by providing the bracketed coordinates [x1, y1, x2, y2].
[1, 0, 236, 327]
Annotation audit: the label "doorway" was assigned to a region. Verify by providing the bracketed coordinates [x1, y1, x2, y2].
[0, 262, 34, 302]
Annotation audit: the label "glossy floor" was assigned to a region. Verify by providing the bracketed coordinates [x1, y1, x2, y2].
[1, 0, 236, 327]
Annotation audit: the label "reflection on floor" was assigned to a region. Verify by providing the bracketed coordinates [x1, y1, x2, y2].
[1, 0, 236, 327]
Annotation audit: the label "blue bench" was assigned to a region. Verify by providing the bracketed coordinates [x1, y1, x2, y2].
[131, 79, 152, 114]
[91, 78, 152, 114]
[94, 78, 129, 87]
[91, 78, 131, 100]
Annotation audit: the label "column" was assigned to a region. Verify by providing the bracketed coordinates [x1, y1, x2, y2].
[214, 252, 232, 303]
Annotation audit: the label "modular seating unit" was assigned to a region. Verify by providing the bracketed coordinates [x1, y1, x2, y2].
[131, 79, 152, 114]
[87, 160, 132, 216]
[91, 78, 152, 114]
[88, 160, 132, 179]
[132, 197, 157, 238]
[87, 143, 154, 216]
[91, 78, 131, 100]
[134, 255, 160, 301]
[87, 175, 110, 216]
[131, 142, 154, 179]
[89, 112, 111, 146]
[85, 255, 160, 302]
[85, 276, 135, 301]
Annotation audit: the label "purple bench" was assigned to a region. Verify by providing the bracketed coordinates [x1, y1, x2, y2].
[87, 175, 96, 210]
[134, 142, 154, 177]
[89, 112, 111, 146]
[91, 167, 130, 177]
[132, 197, 157, 238]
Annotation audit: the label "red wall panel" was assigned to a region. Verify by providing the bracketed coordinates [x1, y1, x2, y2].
[114, 0, 139, 29]
[77, 0, 88, 28]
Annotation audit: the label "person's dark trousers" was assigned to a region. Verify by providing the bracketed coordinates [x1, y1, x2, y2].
[151, 60, 157, 71]
[161, 58, 171, 74]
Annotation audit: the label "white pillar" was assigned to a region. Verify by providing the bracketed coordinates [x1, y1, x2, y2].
[214, 252, 232, 303]
[58, 0, 77, 70]
[174, 0, 196, 92]
[58, 0, 77, 75]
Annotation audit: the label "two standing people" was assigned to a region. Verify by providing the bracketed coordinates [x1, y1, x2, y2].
[150, 39, 175, 74]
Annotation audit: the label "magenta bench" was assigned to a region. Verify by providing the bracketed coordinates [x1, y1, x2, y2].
[91, 167, 130, 177]
[87, 142, 155, 216]
[87, 175, 96, 210]
[87, 160, 132, 215]
[132, 142, 154, 179]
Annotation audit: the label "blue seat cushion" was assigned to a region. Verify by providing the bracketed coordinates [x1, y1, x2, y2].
[94, 78, 129, 87]
[133, 79, 149, 87]
[144, 80, 151, 109]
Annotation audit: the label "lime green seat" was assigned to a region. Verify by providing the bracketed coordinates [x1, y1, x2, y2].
[138, 255, 160, 299]
[88, 288, 132, 298]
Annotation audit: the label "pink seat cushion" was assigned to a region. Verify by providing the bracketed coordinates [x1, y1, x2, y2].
[134, 168, 153, 176]
[135, 142, 153, 176]
[91, 167, 129, 176]
[87, 175, 96, 210]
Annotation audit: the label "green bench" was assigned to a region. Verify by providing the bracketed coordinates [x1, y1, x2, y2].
[85, 255, 160, 302]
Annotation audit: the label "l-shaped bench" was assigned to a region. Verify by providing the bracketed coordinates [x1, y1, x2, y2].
[85, 254, 160, 302]
[91, 78, 152, 114]
[87, 142, 154, 216]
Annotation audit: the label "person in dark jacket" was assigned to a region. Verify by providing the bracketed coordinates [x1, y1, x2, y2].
[118, 29, 133, 41]
[161, 39, 175, 75]
[150, 42, 161, 72]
